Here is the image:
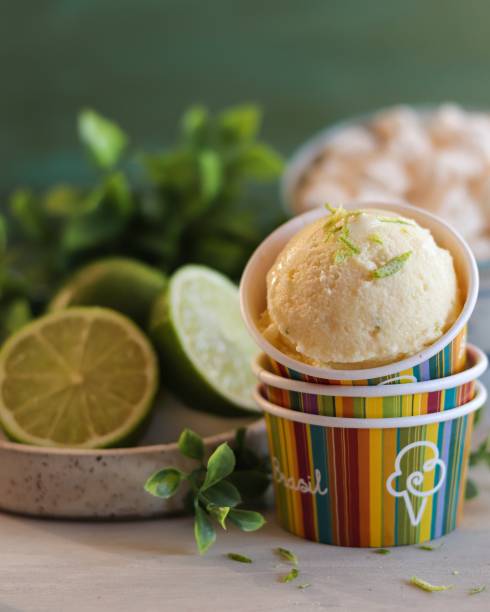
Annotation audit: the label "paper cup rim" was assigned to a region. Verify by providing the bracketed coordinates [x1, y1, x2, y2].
[240, 201, 478, 380]
[254, 380, 486, 429]
[252, 344, 487, 397]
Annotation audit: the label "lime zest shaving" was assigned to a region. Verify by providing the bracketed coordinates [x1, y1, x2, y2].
[372, 548, 391, 555]
[275, 547, 298, 565]
[373, 251, 412, 279]
[418, 543, 443, 551]
[368, 233, 383, 245]
[339, 235, 361, 255]
[469, 585, 486, 596]
[334, 249, 351, 265]
[298, 583, 311, 590]
[410, 576, 453, 592]
[227, 552, 253, 564]
[280, 567, 299, 583]
[452, 570, 460, 576]
[378, 216, 414, 226]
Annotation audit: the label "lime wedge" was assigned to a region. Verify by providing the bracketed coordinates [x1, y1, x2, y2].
[49, 258, 167, 328]
[0, 308, 158, 448]
[150, 265, 259, 415]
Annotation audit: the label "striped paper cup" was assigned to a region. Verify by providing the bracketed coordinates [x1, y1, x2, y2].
[254, 381, 487, 547]
[240, 202, 478, 385]
[253, 344, 487, 418]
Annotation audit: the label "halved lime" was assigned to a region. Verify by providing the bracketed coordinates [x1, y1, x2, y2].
[0, 307, 158, 448]
[49, 258, 167, 328]
[150, 265, 259, 415]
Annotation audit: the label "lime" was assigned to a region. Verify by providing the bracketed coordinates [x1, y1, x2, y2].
[0, 307, 158, 448]
[150, 265, 259, 416]
[49, 258, 167, 328]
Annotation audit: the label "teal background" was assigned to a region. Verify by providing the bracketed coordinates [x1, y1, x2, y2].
[2, 0, 490, 189]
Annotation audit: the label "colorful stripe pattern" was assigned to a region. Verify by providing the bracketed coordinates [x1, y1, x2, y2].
[269, 326, 467, 386]
[262, 381, 475, 418]
[265, 410, 474, 546]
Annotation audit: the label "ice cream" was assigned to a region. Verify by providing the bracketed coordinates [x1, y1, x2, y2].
[261, 206, 461, 369]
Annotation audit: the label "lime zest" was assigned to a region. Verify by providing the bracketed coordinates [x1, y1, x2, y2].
[298, 583, 311, 590]
[227, 552, 253, 564]
[469, 585, 486, 596]
[339, 235, 361, 255]
[275, 547, 298, 565]
[368, 233, 383, 245]
[410, 576, 453, 592]
[279, 568, 299, 583]
[418, 543, 443, 551]
[378, 216, 414, 226]
[373, 251, 412, 279]
[372, 548, 391, 555]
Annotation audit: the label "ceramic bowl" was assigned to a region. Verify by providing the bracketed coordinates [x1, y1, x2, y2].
[0, 395, 266, 519]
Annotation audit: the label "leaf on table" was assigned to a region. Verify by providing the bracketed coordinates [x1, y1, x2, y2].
[226, 552, 253, 564]
[279, 568, 299, 584]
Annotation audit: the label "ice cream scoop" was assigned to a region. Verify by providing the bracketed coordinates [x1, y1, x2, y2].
[262, 206, 461, 368]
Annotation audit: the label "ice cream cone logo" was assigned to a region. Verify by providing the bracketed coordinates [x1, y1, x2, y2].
[386, 441, 446, 527]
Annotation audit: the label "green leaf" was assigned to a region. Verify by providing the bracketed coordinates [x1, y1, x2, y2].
[228, 509, 265, 532]
[418, 543, 442, 551]
[194, 504, 216, 554]
[228, 470, 270, 501]
[234, 143, 284, 180]
[9, 189, 45, 240]
[182, 105, 208, 143]
[409, 576, 453, 592]
[1, 299, 32, 338]
[202, 443, 236, 491]
[43, 185, 85, 216]
[144, 468, 184, 499]
[226, 552, 252, 564]
[178, 429, 204, 462]
[466, 478, 479, 500]
[78, 109, 128, 169]
[201, 480, 241, 507]
[219, 105, 262, 143]
[372, 548, 391, 555]
[279, 568, 299, 583]
[372, 251, 412, 279]
[198, 150, 222, 202]
[275, 547, 298, 565]
[206, 504, 230, 529]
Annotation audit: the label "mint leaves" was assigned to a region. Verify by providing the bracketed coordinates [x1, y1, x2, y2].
[3, 105, 282, 343]
[144, 428, 267, 555]
[78, 109, 128, 170]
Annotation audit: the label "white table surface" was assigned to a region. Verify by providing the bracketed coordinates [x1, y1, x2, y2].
[0, 464, 489, 612]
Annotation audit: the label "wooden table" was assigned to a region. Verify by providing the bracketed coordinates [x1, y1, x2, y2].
[0, 464, 489, 612]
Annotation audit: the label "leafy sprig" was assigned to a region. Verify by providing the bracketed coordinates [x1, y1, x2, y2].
[145, 427, 268, 554]
[4, 105, 283, 330]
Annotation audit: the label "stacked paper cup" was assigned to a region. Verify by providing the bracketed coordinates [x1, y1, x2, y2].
[240, 201, 488, 547]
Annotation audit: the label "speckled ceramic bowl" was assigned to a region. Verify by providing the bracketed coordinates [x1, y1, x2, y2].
[0, 396, 266, 519]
